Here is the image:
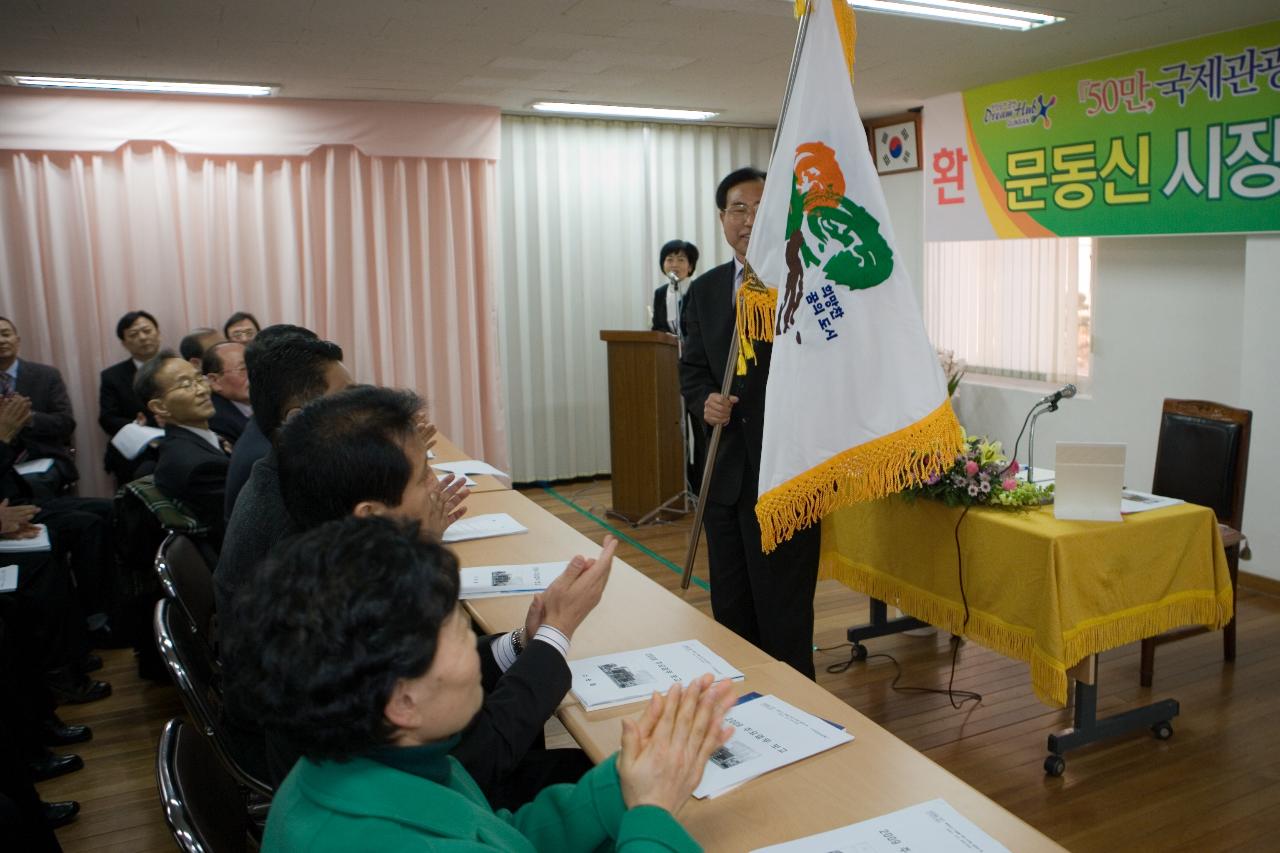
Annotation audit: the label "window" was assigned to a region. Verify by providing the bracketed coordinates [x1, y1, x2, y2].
[924, 238, 1092, 384]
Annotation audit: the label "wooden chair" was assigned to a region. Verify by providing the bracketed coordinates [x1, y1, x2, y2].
[1139, 399, 1251, 687]
[156, 717, 259, 853]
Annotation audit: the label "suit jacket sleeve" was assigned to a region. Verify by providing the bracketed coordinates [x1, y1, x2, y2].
[651, 286, 668, 333]
[98, 368, 134, 436]
[25, 366, 76, 440]
[679, 282, 718, 426]
[452, 638, 572, 793]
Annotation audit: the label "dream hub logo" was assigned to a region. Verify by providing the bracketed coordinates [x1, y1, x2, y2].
[983, 94, 1056, 129]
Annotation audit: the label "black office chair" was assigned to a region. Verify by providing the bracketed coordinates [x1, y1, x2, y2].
[154, 598, 274, 798]
[156, 717, 258, 853]
[156, 532, 218, 647]
[1140, 398, 1251, 687]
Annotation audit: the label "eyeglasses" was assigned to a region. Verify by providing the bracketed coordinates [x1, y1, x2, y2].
[213, 365, 248, 377]
[163, 375, 210, 395]
[228, 329, 256, 341]
[723, 202, 760, 222]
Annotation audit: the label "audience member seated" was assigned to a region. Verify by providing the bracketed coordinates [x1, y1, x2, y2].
[98, 310, 162, 486]
[266, 386, 608, 807]
[1, 396, 116, 652]
[202, 341, 252, 443]
[134, 352, 230, 551]
[223, 311, 260, 343]
[178, 327, 221, 369]
[222, 324, 349, 518]
[224, 516, 732, 852]
[215, 329, 349, 616]
[0, 317, 78, 498]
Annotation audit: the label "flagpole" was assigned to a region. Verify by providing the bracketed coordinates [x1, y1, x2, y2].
[680, 6, 813, 592]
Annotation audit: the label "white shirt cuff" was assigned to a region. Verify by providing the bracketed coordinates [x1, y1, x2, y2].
[490, 632, 519, 672]
[532, 625, 570, 660]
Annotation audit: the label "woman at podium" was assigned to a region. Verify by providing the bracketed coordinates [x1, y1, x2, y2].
[650, 239, 699, 335]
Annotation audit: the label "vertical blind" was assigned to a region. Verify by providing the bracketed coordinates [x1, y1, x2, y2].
[924, 238, 1090, 384]
[498, 116, 774, 482]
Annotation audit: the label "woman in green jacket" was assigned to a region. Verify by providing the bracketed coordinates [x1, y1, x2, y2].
[224, 515, 737, 852]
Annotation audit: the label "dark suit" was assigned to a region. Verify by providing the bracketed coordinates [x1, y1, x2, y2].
[224, 416, 270, 521]
[98, 358, 156, 484]
[10, 359, 78, 487]
[214, 450, 293, 629]
[208, 393, 249, 444]
[153, 425, 230, 549]
[679, 260, 820, 678]
[651, 282, 686, 336]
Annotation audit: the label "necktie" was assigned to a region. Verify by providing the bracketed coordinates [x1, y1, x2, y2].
[0, 373, 11, 396]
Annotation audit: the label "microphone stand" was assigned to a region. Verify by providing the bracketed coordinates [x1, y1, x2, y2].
[635, 276, 698, 526]
[1025, 400, 1057, 484]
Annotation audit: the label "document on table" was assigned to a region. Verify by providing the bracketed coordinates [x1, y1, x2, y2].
[0, 564, 18, 593]
[442, 513, 528, 544]
[459, 561, 567, 599]
[14, 458, 55, 476]
[694, 693, 853, 799]
[753, 798, 1011, 852]
[0, 524, 52, 554]
[437, 473, 478, 487]
[569, 640, 745, 711]
[111, 423, 165, 459]
[434, 459, 508, 478]
[1120, 489, 1184, 514]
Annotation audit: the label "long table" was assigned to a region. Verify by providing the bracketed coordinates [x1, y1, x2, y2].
[449, 480, 1066, 851]
[431, 434, 511, 494]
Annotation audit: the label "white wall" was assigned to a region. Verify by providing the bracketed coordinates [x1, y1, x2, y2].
[879, 171, 1278, 581]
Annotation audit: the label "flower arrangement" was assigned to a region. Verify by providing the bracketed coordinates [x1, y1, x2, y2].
[905, 434, 1052, 508]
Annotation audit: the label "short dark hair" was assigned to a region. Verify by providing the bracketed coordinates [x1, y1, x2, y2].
[277, 386, 422, 530]
[223, 312, 260, 337]
[132, 349, 180, 403]
[179, 328, 218, 362]
[0, 316, 16, 336]
[659, 239, 700, 275]
[244, 326, 345, 441]
[223, 515, 460, 761]
[715, 167, 766, 211]
[201, 340, 243, 375]
[116, 310, 159, 340]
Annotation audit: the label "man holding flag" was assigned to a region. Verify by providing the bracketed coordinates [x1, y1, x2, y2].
[680, 166, 822, 680]
[681, 0, 962, 681]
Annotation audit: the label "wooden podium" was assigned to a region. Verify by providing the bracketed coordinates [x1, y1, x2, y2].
[599, 330, 685, 521]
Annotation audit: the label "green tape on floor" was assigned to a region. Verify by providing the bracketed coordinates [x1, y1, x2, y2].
[540, 484, 711, 592]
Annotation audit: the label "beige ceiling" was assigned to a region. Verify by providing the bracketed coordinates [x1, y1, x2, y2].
[2, 0, 1276, 126]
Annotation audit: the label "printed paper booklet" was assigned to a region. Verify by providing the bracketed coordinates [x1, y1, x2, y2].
[569, 640, 744, 710]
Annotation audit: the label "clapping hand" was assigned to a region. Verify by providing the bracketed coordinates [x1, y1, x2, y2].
[618, 674, 737, 815]
[532, 536, 617, 639]
[0, 499, 40, 538]
[0, 395, 32, 442]
[424, 472, 470, 539]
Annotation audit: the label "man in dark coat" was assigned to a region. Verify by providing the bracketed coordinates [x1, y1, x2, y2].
[0, 317, 78, 497]
[98, 310, 162, 486]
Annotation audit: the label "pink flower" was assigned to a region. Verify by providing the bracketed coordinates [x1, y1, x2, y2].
[964, 460, 979, 476]
[1008, 459, 1021, 475]
[1003, 478, 1018, 491]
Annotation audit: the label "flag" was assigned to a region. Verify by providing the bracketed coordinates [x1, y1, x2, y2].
[747, 0, 964, 552]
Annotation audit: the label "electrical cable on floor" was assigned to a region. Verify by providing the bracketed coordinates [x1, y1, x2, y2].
[819, 505, 982, 709]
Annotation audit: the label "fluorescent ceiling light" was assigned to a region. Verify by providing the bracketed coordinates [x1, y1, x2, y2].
[847, 0, 1063, 31]
[8, 75, 275, 97]
[531, 102, 718, 121]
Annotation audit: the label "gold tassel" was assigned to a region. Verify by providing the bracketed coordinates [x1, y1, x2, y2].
[757, 399, 965, 553]
[831, 0, 857, 84]
[736, 285, 778, 344]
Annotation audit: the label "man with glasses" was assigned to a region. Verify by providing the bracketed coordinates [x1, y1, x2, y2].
[203, 341, 252, 443]
[223, 311, 260, 343]
[134, 351, 231, 548]
[679, 167, 822, 680]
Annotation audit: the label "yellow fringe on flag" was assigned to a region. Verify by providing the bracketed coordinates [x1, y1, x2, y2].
[736, 283, 778, 344]
[795, 1, 856, 82]
[756, 399, 964, 553]
[819, 550, 1235, 707]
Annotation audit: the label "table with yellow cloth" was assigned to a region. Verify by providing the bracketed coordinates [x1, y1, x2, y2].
[819, 498, 1234, 707]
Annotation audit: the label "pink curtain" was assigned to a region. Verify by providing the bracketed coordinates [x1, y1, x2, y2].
[0, 142, 508, 497]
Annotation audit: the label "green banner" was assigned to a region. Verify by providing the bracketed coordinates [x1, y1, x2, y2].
[924, 21, 1280, 239]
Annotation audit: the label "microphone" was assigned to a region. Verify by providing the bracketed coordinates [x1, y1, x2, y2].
[1040, 383, 1077, 406]
[666, 271, 681, 287]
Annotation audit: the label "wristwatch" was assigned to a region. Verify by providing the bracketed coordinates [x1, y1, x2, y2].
[511, 628, 526, 657]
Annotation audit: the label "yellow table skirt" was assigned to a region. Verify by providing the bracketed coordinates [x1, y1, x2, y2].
[819, 499, 1233, 707]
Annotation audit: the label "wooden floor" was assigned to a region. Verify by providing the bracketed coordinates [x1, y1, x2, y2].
[47, 478, 1280, 852]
